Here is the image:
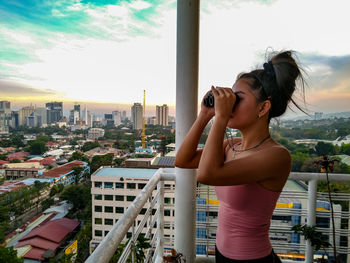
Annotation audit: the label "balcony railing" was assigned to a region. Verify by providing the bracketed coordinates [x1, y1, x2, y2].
[86, 169, 350, 263]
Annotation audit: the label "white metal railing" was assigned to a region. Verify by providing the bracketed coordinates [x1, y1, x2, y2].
[86, 169, 350, 263]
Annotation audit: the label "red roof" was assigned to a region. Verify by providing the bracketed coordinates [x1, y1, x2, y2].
[42, 161, 84, 178]
[0, 160, 8, 165]
[23, 247, 46, 261]
[7, 152, 29, 159]
[19, 218, 80, 243]
[16, 237, 59, 251]
[40, 156, 56, 166]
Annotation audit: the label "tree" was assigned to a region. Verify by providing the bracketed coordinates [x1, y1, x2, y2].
[315, 141, 335, 156]
[76, 222, 92, 262]
[60, 185, 91, 212]
[82, 141, 100, 152]
[10, 159, 21, 163]
[69, 151, 89, 163]
[72, 166, 85, 184]
[41, 198, 54, 211]
[90, 154, 113, 173]
[0, 247, 24, 263]
[28, 140, 48, 155]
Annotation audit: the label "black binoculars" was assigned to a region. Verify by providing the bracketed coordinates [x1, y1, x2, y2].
[203, 91, 240, 108]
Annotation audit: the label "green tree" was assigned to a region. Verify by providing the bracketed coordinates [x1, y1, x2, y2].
[9, 134, 25, 148]
[69, 151, 89, 163]
[90, 154, 113, 173]
[315, 141, 335, 156]
[41, 198, 54, 211]
[0, 154, 7, 160]
[82, 141, 100, 152]
[76, 222, 92, 262]
[28, 140, 48, 155]
[291, 152, 310, 172]
[10, 159, 21, 163]
[0, 247, 24, 263]
[72, 166, 85, 184]
[60, 185, 91, 212]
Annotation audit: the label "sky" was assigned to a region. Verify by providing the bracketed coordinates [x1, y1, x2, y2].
[0, 0, 350, 117]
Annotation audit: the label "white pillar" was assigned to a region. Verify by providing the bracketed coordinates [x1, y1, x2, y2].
[305, 179, 317, 263]
[175, 1, 200, 262]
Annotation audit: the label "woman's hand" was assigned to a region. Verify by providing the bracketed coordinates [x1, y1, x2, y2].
[200, 88, 215, 119]
[211, 86, 236, 120]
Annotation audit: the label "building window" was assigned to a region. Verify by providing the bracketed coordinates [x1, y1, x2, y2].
[105, 218, 114, 225]
[116, 182, 124, 189]
[116, 207, 124, 213]
[95, 218, 102, 224]
[127, 183, 136, 189]
[105, 231, 109, 236]
[94, 182, 102, 188]
[95, 230, 102, 237]
[140, 208, 147, 215]
[104, 182, 113, 188]
[164, 197, 171, 204]
[127, 196, 136, 202]
[127, 232, 132, 238]
[115, 195, 124, 201]
[138, 183, 146, 189]
[94, 194, 102, 200]
[105, 195, 113, 201]
[164, 210, 171, 216]
[105, 206, 113, 213]
[95, 206, 102, 212]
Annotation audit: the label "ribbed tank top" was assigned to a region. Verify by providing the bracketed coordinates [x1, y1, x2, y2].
[214, 183, 281, 260]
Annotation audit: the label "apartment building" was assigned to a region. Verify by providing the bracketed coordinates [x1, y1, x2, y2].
[90, 168, 175, 253]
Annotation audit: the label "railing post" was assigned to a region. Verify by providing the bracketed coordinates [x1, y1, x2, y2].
[156, 180, 165, 263]
[305, 179, 317, 263]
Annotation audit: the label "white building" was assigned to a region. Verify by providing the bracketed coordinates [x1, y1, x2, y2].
[88, 128, 105, 140]
[131, 103, 143, 130]
[112, 111, 122, 127]
[156, 104, 169, 126]
[90, 168, 175, 253]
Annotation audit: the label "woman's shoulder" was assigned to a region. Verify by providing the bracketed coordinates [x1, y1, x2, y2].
[262, 141, 291, 164]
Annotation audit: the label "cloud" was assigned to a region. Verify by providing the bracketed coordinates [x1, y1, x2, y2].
[0, 79, 62, 97]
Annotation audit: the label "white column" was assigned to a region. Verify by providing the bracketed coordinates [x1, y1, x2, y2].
[175, 0, 200, 263]
[305, 179, 317, 263]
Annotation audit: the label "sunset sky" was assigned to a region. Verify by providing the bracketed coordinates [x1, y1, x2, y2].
[0, 0, 349, 117]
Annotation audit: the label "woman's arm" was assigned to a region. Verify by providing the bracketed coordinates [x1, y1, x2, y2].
[174, 112, 211, 169]
[174, 90, 215, 169]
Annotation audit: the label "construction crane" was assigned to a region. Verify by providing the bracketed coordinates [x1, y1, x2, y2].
[142, 90, 146, 149]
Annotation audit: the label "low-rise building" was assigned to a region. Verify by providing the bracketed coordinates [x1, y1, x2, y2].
[89, 168, 175, 253]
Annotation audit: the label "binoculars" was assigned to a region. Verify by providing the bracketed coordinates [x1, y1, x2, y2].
[203, 91, 240, 108]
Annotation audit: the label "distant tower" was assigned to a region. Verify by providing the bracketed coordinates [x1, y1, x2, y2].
[131, 103, 143, 130]
[156, 104, 169, 126]
[46, 102, 63, 124]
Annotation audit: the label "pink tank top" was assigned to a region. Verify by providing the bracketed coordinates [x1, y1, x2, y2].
[214, 183, 281, 260]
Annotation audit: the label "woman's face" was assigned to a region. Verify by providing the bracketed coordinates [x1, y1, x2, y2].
[227, 78, 262, 129]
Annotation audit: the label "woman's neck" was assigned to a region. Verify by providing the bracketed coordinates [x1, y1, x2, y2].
[239, 126, 270, 150]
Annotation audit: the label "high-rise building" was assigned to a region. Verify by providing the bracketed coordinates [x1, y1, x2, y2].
[69, 110, 80, 125]
[0, 101, 12, 132]
[46, 102, 63, 124]
[35, 107, 47, 126]
[156, 104, 169, 126]
[112, 111, 122, 126]
[131, 103, 143, 130]
[122, 110, 127, 121]
[0, 101, 11, 114]
[74, 104, 81, 119]
[18, 106, 35, 126]
[104, 114, 114, 126]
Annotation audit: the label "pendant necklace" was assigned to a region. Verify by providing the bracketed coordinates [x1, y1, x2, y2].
[232, 135, 271, 159]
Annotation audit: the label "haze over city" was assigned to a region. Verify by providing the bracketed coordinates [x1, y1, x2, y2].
[1, 0, 350, 117]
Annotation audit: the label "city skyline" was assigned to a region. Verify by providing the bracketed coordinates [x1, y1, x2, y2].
[1, 0, 350, 117]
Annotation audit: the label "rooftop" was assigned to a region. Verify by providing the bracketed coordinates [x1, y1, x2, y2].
[94, 167, 158, 178]
[41, 161, 85, 178]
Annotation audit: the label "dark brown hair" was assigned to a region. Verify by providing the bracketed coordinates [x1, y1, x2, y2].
[237, 50, 306, 121]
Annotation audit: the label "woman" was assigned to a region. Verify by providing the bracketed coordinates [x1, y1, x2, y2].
[174, 51, 305, 262]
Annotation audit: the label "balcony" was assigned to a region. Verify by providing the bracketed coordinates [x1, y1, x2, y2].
[86, 168, 350, 263]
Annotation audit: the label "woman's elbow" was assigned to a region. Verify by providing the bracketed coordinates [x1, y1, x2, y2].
[197, 170, 211, 185]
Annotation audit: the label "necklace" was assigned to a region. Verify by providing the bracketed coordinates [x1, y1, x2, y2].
[232, 135, 271, 158]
